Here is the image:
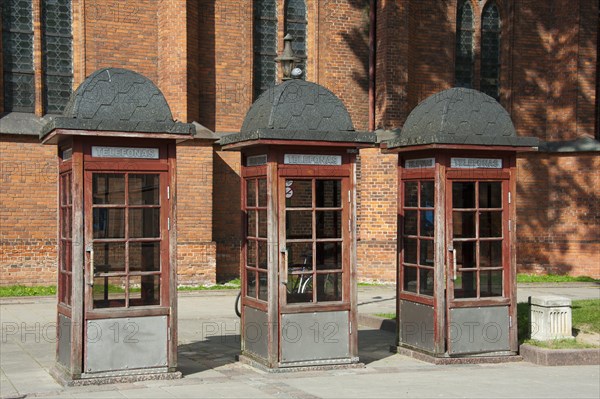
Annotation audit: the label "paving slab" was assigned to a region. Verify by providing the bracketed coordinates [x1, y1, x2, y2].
[1, 286, 599, 399]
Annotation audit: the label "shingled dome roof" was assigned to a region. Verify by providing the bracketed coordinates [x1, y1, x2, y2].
[41, 68, 194, 139]
[220, 80, 376, 145]
[384, 88, 538, 148]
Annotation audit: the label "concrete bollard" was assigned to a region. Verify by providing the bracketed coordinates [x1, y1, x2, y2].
[530, 296, 573, 341]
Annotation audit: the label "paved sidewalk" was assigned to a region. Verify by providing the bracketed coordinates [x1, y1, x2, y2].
[0, 284, 598, 399]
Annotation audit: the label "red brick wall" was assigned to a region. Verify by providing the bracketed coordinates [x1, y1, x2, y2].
[356, 148, 398, 282]
[177, 142, 217, 285]
[517, 153, 600, 278]
[0, 136, 57, 286]
[83, 0, 159, 83]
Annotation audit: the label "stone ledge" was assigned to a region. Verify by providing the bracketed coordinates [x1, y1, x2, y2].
[520, 343, 600, 366]
[393, 346, 522, 365]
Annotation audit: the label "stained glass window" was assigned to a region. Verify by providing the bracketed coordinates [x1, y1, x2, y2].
[284, 0, 307, 77]
[455, 0, 474, 88]
[42, 0, 73, 114]
[2, 0, 35, 112]
[254, 0, 278, 99]
[481, 2, 501, 100]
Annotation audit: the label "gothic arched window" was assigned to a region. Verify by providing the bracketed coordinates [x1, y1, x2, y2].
[284, 0, 307, 71]
[42, 0, 73, 114]
[2, 0, 35, 112]
[455, 0, 474, 88]
[480, 2, 501, 100]
[253, 0, 278, 99]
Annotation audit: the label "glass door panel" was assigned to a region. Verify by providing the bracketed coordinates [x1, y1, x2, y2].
[451, 181, 505, 299]
[90, 172, 163, 309]
[285, 178, 345, 304]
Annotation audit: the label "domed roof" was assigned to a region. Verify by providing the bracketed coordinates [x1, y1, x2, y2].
[221, 80, 375, 146]
[242, 79, 354, 133]
[41, 68, 194, 138]
[384, 88, 538, 148]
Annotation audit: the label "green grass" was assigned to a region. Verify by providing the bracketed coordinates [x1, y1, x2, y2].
[0, 278, 242, 298]
[375, 313, 396, 319]
[178, 278, 241, 291]
[572, 299, 600, 333]
[517, 274, 599, 283]
[0, 285, 56, 297]
[358, 281, 391, 287]
[523, 338, 597, 349]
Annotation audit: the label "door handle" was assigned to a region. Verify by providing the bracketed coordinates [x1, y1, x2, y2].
[281, 247, 288, 286]
[452, 248, 457, 281]
[86, 245, 94, 287]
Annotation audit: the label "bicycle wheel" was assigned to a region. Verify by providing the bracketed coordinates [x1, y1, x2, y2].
[234, 291, 242, 317]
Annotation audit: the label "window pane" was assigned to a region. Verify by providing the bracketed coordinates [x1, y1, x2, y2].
[404, 182, 418, 207]
[247, 210, 257, 237]
[316, 242, 342, 270]
[316, 211, 341, 238]
[129, 208, 160, 238]
[258, 241, 268, 269]
[420, 210, 434, 237]
[479, 182, 502, 208]
[258, 210, 267, 237]
[61, 207, 71, 239]
[93, 174, 125, 204]
[420, 181, 434, 207]
[246, 271, 256, 298]
[480, 270, 503, 297]
[286, 180, 312, 207]
[287, 273, 313, 303]
[454, 271, 476, 298]
[453, 211, 475, 238]
[404, 238, 417, 264]
[129, 275, 160, 306]
[316, 180, 341, 207]
[404, 210, 417, 236]
[287, 242, 312, 271]
[403, 266, 417, 293]
[246, 179, 256, 207]
[93, 242, 125, 273]
[455, 241, 476, 269]
[480, 241, 502, 268]
[246, 240, 256, 267]
[258, 272, 268, 301]
[419, 268, 434, 296]
[129, 174, 160, 205]
[480, 211, 502, 237]
[455, 0, 474, 88]
[93, 208, 125, 238]
[129, 242, 160, 272]
[452, 182, 475, 208]
[258, 178, 267, 207]
[286, 211, 312, 239]
[93, 276, 126, 308]
[317, 273, 342, 302]
[419, 240, 434, 266]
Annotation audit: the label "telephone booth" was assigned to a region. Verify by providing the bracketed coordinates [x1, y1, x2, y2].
[382, 88, 538, 359]
[221, 79, 376, 369]
[40, 68, 202, 383]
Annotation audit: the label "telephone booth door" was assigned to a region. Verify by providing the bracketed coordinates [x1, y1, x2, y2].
[277, 161, 355, 366]
[444, 164, 515, 355]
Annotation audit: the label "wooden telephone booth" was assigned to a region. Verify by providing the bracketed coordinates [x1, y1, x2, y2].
[221, 79, 376, 369]
[382, 88, 538, 359]
[40, 68, 202, 383]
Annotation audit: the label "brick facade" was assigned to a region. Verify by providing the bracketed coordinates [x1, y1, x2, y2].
[1, 0, 599, 286]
